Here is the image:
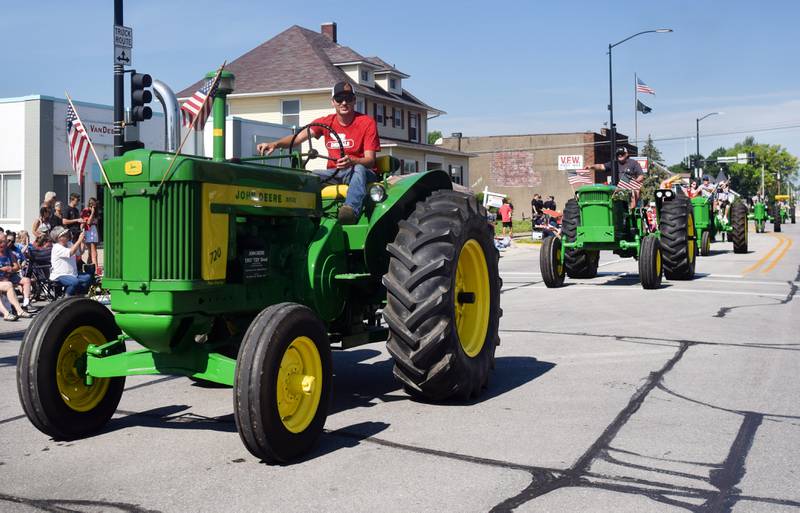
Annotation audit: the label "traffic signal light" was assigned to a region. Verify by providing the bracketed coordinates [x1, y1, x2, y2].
[130, 72, 153, 124]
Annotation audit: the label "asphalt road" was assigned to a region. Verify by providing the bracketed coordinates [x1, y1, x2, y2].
[1, 224, 798, 513]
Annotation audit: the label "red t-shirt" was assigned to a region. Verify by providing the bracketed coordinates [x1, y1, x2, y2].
[311, 112, 381, 169]
[499, 204, 513, 222]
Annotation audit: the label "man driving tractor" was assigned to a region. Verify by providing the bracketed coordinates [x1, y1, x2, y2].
[257, 81, 380, 225]
[584, 147, 644, 207]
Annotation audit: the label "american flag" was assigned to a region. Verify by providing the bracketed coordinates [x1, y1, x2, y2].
[180, 76, 219, 129]
[66, 103, 89, 186]
[636, 77, 655, 95]
[568, 169, 593, 186]
[617, 175, 643, 191]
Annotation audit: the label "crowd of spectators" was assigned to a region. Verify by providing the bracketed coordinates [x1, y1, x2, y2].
[0, 191, 102, 320]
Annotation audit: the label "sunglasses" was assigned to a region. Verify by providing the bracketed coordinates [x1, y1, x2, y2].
[333, 94, 356, 104]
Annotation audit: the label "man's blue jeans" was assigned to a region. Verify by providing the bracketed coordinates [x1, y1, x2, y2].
[56, 273, 94, 296]
[316, 164, 377, 216]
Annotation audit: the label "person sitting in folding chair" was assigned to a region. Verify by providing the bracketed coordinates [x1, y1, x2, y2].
[49, 226, 93, 296]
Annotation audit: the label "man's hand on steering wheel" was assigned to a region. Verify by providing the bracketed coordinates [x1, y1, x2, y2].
[336, 155, 353, 170]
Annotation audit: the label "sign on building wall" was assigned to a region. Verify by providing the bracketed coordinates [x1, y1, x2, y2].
[490, 151, 540, 187]
[557, 154, 584, 170]
[83, 121, 116, 145]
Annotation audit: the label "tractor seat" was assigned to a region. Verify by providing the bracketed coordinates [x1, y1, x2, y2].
[320, 155, 400, 200]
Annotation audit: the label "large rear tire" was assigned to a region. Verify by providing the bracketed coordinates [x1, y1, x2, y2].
[639, 236, 663, 289]
[659, 197, 696, 280]
[731, 202, 749, 254]
[234, 303, 332, 463]
[383, 190, 501, 401]
[17, 297, 125, 440]
[562, 199, 599, 278]
[540, 236, 565, 288]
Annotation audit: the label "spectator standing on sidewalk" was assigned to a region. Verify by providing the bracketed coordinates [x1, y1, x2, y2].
[81, 198, 100, 270]
[62, 194, 83, 255]
[543, 195, 557, 211]
[32, 206, 53, 239]
[499, 198, 514, 239]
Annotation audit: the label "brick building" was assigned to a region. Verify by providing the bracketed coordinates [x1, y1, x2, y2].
[440, 129, 636, 217]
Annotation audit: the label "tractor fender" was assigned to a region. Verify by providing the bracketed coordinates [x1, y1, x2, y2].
[306, 218, 347, 322]
[363, 169, 453, 276]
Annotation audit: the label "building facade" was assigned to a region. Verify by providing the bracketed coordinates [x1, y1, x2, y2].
[0, 95, 164, 233]
[178, 23, 471, 185]
[440, 130, 636, 217]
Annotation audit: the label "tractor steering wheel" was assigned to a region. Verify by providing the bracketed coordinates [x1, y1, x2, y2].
[288, 122, 346, 180]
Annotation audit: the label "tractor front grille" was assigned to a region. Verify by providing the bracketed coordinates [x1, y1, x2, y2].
[150, 182, 200, 280]
[579, 190, 613, 204]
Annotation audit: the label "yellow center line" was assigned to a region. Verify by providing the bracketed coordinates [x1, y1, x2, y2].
[742, 233, 785, 274]
[762, 235, 793, 274]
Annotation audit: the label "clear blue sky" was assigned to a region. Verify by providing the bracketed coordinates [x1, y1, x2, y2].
[2, 0, 798, 166]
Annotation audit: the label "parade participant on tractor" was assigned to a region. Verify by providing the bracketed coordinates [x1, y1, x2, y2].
[686, 180, 701, 198]
[584, 147, 644, 208]
[699, 176, 715, 198]
[256, 81, 381, 225]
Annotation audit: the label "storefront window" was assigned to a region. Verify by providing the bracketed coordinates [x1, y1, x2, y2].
[0, 173, 21, 220]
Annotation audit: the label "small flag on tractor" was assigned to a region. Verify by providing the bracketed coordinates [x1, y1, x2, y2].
[617, 175, 643, 192]
[180, 76, 220, 129]
[568, 169, 593, 187]
[66, 103, 89, 186]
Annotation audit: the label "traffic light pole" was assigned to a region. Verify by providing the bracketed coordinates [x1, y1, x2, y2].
[113, 0, 124, 157]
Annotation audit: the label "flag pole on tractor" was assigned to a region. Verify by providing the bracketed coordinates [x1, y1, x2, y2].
[156, 61, 227, 192]
[634, 73, 638, 147]
[65, 92, 112, 191]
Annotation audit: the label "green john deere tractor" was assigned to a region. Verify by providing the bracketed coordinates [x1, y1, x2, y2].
[16, 72, 501, 464]
[691, 195, 748, 255]
[540, 183, 696, 290]
[775, 194, 795, 225]
[749, 197, 780, 233]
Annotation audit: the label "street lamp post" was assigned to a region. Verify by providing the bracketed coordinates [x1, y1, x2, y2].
[608, 29, 672, 184]
[695, 112, 722, 180]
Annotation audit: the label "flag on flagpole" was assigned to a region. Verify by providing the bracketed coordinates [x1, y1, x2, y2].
[617, 175, 643, 191]
[636, 77, 655, 95]
[636, 100, 652, 114]
[180, 76, 220, 129]
[567, 168, 594, 186]
[66, 103, 89, 186]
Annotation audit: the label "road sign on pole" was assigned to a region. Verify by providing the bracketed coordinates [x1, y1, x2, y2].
[113, 25, 132, 66]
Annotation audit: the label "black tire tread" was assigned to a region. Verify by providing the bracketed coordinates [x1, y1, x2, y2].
[731, 202, 748, 253]
[659, 197, 696, 280]
[562, 199, 599, 278]
[540, 236, 565, 288]
[639, 236, 662, 289]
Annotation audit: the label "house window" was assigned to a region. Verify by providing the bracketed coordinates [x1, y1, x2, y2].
[409, 113, 419, 142]
[356, 98, 365, 113]
[403, 160, 418, 174]
[373, 103, 383, 124]
[281, 100, 300, 127]
[0, 172, 22, 221]
[390, 78, 397, 90]
[361, 70, 370, 82]
[394, 108, 402, 128]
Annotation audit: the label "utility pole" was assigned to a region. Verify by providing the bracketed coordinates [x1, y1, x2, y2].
[113, 0, 124, 157]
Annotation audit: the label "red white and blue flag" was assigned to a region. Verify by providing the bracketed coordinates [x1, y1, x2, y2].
[568, 169, 593, 186]
[181, 76, 219, 129]
[636, 77, 655, 95]
[617, 175, 643, 191]
[66, 103, 89, 186]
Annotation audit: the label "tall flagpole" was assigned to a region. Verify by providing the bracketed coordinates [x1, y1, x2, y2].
[65, 92, 112, 190]
[634, 73, 639, 149]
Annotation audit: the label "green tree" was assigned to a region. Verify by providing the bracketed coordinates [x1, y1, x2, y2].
[640, 164, 670, 204]
[640, 134, 663, 162]
[722, 138, 798, 198]
[427, 130, 443, 145]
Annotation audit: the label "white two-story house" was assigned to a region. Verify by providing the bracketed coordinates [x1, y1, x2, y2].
[177, 23, 471, 185]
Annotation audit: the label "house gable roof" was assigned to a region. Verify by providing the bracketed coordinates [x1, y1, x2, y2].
[177, 25, 436, 112]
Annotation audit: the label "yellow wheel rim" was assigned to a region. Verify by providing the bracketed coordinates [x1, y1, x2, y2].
[276, 336, 323, 433]
[454, 239, 491, 358]
[655, 246, 662, 276]
[687, 215, 696, 263]
[555, 242, 563, 277]
[56, 326, 110, 412]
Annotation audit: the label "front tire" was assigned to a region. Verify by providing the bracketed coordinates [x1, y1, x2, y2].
[234, 303, 332, 463]
[700, 230, 711, 256]
[731, 202, 748, 254]
[774, 205, 781, 233]
[383, 190, 501, 401]
[540, 236, 565, 288]
[639, 236, 663, 289]
[17, 297, 125, 440]
[660, 197, 696, 280]
[562, 199, 599, 278]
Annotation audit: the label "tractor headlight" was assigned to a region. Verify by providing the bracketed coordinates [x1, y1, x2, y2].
[656, 191, 663, 198]
[665, 190, 674, 198]
[369, 184, 387, 203]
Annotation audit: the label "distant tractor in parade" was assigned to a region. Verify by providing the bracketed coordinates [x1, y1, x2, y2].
[691, 195, 748, 255]
[16, 71, 502, 464]
[540, 179, 697, 290]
